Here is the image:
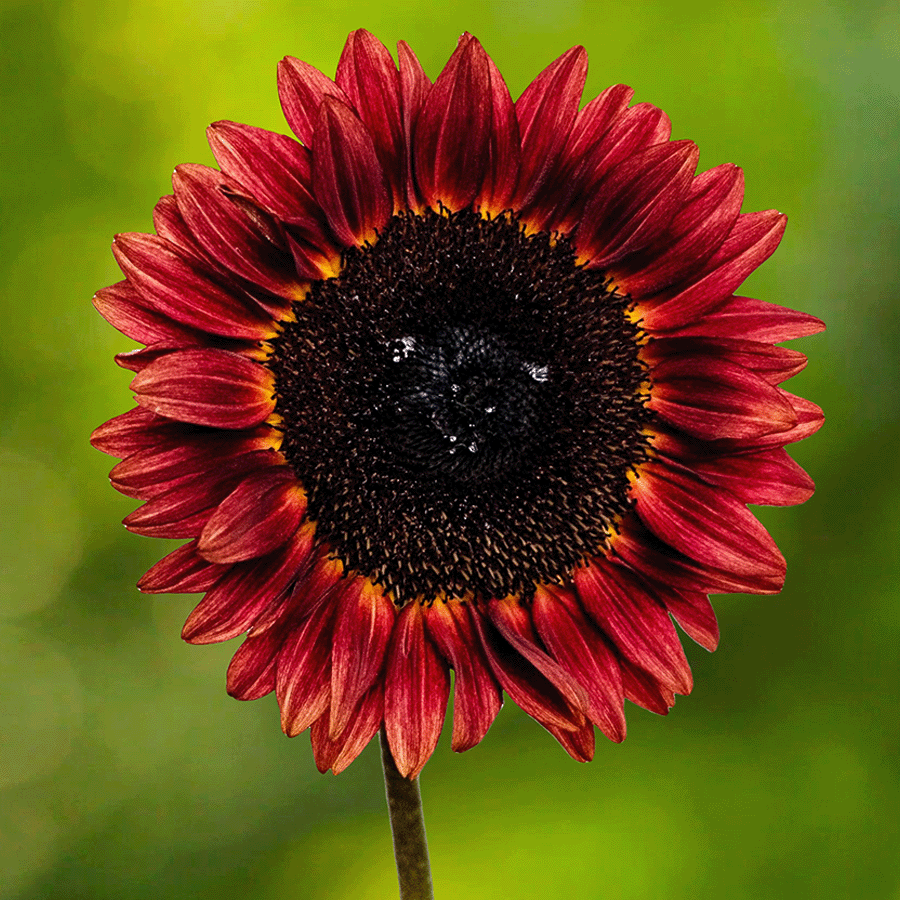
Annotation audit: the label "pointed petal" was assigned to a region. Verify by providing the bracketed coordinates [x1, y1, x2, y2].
[384, 602, 450, 779]
[640, 210, 787, 331]
[311, 685, 383, 774]
[277, 56, 349, 146]
[662, 589, 719, 651]
[532, 586, 627, 742]
[414, 34, 492, 210]
[130, 348, 275, 429]
[330, 579, 395, 736]
[670, 294, 826, 343]
[93, 278, 203, 345]
[397, 40, 432, 210]
[580, 140, 699, 268]
[573, 558, 692, 695]
[690, 447, 815, 506]
[312, 97, 392, 247]
[631, 458, 786, 586]
[198, 467, 306, 564]
[513, 46, 588, 210]
[336, 30, 404, 205]
[183, 525, 315, 643]
[425, 600, 503, 752]
[620, 659, 675, 714]
[137, 539, 229, 594]
[478, 52, 520, 214]
[91, 406, 180, 459]
[111, 234, 277, 340]
[544, 719, 596, 762]
[713, 390, 824, 452]
[276, 597, 337, 737]
[227, 622, 289, 700]
[649, 354, 798, 440]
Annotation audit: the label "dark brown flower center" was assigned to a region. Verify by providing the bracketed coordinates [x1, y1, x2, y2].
[270, 209, 651, 604]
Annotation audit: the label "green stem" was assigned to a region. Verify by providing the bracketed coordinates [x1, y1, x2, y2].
[379, 727, 435, 900]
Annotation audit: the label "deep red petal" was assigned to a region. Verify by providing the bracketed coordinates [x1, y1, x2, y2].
[384, 602, 450, 779]
[531, 586, 626, 742]
[662, 589, 719, 652]
[573, 558, 693, 695]
[611, 164, 744, 296]
[649, 354, 798, 440]
[335, 30, 404, 207]
[93, 279, 204, 345]
[312, 97, 392, 247]
[639, 210, 787, 332]
[137, 539, 229, 594]
[182, 525, 315, 644]
[478, 51, 520, 215]
[513, 46, 588, 210]
[227, 622, 288, 701]
[631, 458, 786, 587]
[544, 720, 596, 762]
[425, 600, 503, 752]
[580, 140, 699, 268]
[130, 348, 275, 429]
[111, 234, 276, 340]
[472, 602, 584, 732]
[276, 597, 337, 737]
[414, 34, 492, 211]
[620, 659, 675, 715]
[670, 294, 826, 343]
[329, 579, 395, 736]
[91, 406, 180, 459]
[197, 467, 306, 564]
[397, 40, 432, 210]
[277, 56, 349, 147]
[310, 685, 384, 774]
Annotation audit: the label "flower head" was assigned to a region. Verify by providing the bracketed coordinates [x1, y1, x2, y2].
[92, 31, 824, 778]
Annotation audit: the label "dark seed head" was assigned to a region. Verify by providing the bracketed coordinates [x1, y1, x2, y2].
[270, 209, 651, 604]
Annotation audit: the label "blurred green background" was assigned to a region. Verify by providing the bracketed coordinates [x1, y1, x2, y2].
[1, 0, 898, 897]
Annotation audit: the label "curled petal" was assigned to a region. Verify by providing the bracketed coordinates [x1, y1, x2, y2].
[131, 348, 275, 429]
[425, 600, 503, 752]
[384, 602, 450, 779]
[198, 467, 306, 564]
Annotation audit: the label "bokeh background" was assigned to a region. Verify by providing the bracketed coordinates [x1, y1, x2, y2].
[2, 0, 898, 897]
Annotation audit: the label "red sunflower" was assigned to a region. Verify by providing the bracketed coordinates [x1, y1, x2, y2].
[92, 31, 824, 779]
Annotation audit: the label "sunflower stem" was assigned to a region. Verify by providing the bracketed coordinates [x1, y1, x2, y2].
[380, 727, 435, 900]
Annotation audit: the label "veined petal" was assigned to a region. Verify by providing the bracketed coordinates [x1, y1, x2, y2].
[425, 600, 503, 752]
[138, 539, 229, 594]
[329, 578, 395, 736]
[384, 602, 450, 779]
[690, 447, 815, 506]
[478, 51, 520, 215]
[277, 56, 349, 147]
[336, 30, 404, 206]
[414, 34, 492, 211]
[93, 279, 204, 345]
[311, 684, 384, 774]
[397, 40, 432, 210]
[91, 406, 182, 459]
[131, 348, 275, 429]
[631, 458, 786, 586]
[312, 97, 392, 247]
[662, 589, 719, 652]
[197, 467, 306, 564]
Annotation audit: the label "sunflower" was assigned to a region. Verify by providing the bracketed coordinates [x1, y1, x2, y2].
[92, 31, 824, 779]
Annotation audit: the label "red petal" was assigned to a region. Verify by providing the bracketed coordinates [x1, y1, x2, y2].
[425, 600, 503, 752]
[277, 56, 349, 147]
[715, 390, 824, 452]
[137, 539, 229, 594]
[649, 354, 798, 440]
[611, 164, 744, 296]
[531, 586, 626, 742]
[662, 589, 719, 652]
[93, 279, 203, 345]
[620, 659, 675, 715]
[580, 140, 699, 269]
[182, 525, 314, 644]
[206, 121, 323, 229]
[329, 578, 395, 736]
[573, 559, 692, 695]
[276, 597, 337, 737]
[513, 46, 588, 210]
[384, 602, 450, 779]
[197, 467, 306, 564]
[631, 458, 786, 587]
[414, 34, 492, 211]
[130, 348, 275, 429]
[335, 30, 404, 207]
[311, 685, 384, 774]
[670, 294, 826, 343]
[91, 406, 180, 459]
[111, 234, 277, 340]
[397, 40, 432, 210]
[172, 164, 299, 302]
[640, 210, 787, 332]
[227, 622, 289, 700]
[312, 97, 392, 247]
[544, 720, 596, 762]
[478, 51, 520, 215]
